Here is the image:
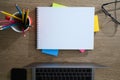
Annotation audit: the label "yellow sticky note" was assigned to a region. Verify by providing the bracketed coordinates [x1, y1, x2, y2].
[52, 3, 100, 32]
[94, 15, 100, 32]
[52, 3, 66, 7]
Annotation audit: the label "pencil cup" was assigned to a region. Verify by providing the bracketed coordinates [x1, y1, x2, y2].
[10, 12, 31, 33]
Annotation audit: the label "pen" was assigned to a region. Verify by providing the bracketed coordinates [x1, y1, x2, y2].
[15, 4, 22, 15]
[0, 11, 22, 21]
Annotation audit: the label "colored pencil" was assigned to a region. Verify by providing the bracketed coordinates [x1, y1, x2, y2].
[25, 9, 29, 25]
[2, 21, 16, 28]
[0, 20, 15, 23]
[0, 11, 22, 21]
[22, 9, 25, 23]
[0, 23, 17, 30]
[24, 11, 26, 24]
[15, 4, 22, 15]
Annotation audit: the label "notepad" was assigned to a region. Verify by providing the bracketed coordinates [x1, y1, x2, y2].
[37, 7, 94, 49]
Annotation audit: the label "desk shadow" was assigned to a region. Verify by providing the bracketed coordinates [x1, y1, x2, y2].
[0, 29, 21, 53]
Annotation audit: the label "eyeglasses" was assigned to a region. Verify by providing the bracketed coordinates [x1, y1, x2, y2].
[102, 0, 120, 24]
[101, 0, 120, 36]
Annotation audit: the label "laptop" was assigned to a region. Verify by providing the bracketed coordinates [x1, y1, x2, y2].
[25, 62, 107, 80]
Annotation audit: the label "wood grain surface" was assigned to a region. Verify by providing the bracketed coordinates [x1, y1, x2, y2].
[0, 0, 120, 80]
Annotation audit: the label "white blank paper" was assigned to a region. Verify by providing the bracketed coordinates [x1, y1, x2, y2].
[37, 7, 94, 49]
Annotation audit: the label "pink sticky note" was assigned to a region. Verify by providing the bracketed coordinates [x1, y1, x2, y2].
[80, 49, 85, 53]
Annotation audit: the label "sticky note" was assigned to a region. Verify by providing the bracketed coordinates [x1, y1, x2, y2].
[52, 3, 66, 7]
[79, 49, 86, 53]
[94, 15, 100, 32]
[42, 49, 59, 56]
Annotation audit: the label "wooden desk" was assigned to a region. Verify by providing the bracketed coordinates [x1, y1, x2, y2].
[0, 0, 120, 80]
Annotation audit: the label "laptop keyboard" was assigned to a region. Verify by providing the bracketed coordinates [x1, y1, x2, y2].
[35, 68, 92, 80]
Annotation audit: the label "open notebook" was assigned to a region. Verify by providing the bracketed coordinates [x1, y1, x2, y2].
[36, 7, 94, 49]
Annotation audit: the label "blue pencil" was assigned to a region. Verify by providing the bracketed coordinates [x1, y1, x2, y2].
[15, 4, 22, 15]
[0, 23, 17, 30]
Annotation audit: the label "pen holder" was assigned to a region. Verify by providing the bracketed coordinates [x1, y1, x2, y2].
[10, 12, 31, 33]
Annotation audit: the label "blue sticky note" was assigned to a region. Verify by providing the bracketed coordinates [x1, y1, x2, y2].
[42, 49, 59, 56]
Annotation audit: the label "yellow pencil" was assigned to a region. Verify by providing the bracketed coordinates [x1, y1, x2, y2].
[25, 9, 29, 25]
[0, 11, 22, 21]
